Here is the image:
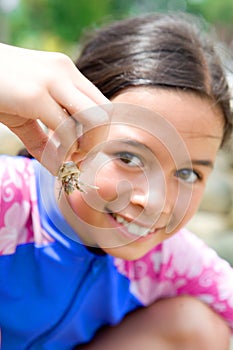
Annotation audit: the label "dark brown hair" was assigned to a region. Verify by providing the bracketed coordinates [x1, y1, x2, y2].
[76, 12, 233, 147]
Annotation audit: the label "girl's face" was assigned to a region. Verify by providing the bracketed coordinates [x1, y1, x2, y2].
[60, 88, 223, 260]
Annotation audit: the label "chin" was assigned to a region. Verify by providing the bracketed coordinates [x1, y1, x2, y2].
[102, 244, 152, 261]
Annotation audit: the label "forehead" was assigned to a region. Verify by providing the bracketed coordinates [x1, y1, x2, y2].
[110, 87, 223, 143]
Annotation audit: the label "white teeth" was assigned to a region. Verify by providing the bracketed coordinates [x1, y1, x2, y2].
[113, 213, 150, 237]
[127, 222, 149, 236]
[115, 215, 124, 224]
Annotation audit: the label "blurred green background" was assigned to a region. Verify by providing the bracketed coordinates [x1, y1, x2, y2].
[0, 0, 233, 58]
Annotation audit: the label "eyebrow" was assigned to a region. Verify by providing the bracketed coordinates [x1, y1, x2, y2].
[115, 139, 214, 168]
[119, 139, 151, 151]
[191, 159, 214, 169]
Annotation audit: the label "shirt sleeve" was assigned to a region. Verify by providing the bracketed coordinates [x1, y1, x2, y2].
[114, 228, 233, 332]
[0, 155, 52, 255]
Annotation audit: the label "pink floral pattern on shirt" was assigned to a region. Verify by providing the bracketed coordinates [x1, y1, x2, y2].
[114, 229, 233, 332]
[0, 156, 53, 255]
[1, 156, 233, 333]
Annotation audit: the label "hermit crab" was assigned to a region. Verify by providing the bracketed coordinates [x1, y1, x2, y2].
[57, 161, 98, 199]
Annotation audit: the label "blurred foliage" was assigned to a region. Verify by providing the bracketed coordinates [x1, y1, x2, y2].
[0, 0, 233, 55]
[1, 0, 136, 54]
[186, 0, 233, 24]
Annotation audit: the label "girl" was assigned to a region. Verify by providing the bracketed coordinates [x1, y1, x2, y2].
[0, 12, 233, 350]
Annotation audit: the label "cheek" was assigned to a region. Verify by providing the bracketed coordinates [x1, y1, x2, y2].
[97, 176, 117, 202]
[95, 163, 125, 202]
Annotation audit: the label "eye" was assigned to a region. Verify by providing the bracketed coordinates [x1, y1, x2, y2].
[175, 168, 201, 184]
[115, 152, 143, 168]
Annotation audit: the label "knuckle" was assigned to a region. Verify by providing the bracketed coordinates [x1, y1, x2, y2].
[26, 86, 44, 101]
[50, 52, 74, 69]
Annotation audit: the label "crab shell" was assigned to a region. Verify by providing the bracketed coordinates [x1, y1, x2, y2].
[58, 161, 81, 180]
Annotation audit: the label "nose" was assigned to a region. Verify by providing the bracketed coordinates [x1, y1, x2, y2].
[130, 171, 170, 216]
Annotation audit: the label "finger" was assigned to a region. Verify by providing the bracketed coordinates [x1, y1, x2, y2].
[49, 79, 111, 117]
[71, 107, 111, 157]
[9, 119, 50, 161]
[74, 69, 110, 105]
[49, 60, 110, 107]
[9, 117, 77, 174]
[50, 84, 111, 152]
[46, 115, 79, 167]
[50, 83, 111, 131]
[16, 92, 79, 158]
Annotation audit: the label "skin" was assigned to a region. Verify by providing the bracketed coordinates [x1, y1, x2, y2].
[58, 87, 224, 260]
[77, 296, 231, 350]
[0, 43, 230, 348]
[0, 43, 111, 174]
[66, 88, 230, 349]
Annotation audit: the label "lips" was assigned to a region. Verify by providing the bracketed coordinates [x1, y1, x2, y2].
[110, 212, 156, 238]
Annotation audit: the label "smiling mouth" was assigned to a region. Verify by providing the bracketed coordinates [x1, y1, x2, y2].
[109, 212, 159, 238]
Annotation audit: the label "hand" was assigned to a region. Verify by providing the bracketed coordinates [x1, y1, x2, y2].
[0, 43, 111, 174]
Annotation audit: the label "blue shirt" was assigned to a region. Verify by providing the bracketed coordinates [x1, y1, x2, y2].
[0, 158, 141, 349]
[1, 156, 233, 349]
